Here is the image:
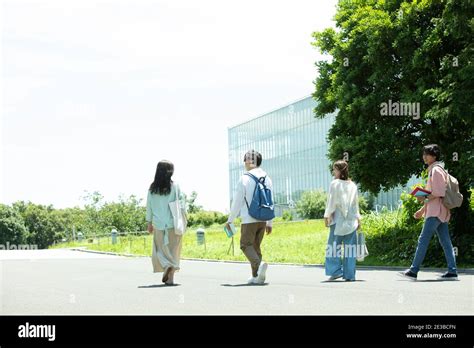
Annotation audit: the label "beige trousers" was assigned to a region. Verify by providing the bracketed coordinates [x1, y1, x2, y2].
[240, 222, 267, 277]
[151, 226, 182, 273]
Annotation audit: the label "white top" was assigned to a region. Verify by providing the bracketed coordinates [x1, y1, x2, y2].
[227, 167, 274, 226]
[324, 179, 361, 236]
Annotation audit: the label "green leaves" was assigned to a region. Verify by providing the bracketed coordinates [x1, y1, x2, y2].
[0, 204, 28, 246]
[295, 190, 327, 219]
[311, 0, 473, 209]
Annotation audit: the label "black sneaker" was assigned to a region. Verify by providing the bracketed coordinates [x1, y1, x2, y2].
[437, 272, 458, 281]
[398, 270, 417, 281]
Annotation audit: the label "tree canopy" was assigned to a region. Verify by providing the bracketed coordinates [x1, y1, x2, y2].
[312, 0, 473, 232]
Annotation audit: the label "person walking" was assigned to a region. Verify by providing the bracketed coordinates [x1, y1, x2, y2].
[226, 150, 274, 285]
[399, 144, 458, 281]
[324, 160, 361, 282]
[146, 160, 186, 285]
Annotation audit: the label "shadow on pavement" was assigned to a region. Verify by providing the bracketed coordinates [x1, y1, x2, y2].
[396, 279, 459, 283]
[320, 280, 366, 283]
[138, 284, 181, 288]
[221, 283, 269, 287]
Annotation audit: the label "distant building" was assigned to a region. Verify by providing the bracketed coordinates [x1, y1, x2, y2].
[227, 95, 417, 216]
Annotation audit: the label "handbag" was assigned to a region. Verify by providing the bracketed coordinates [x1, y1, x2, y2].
[169, 184, 187, 235]
[356, 230, 369, 261]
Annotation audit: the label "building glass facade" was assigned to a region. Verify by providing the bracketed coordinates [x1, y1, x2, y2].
[228, 96, 417, 215]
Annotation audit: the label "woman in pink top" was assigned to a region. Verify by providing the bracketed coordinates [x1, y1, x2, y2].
[399, 144, 458, 281]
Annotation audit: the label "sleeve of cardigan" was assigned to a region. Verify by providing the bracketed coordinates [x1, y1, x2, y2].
[354, 186, 361, 219]
[324, 181, 336, 218]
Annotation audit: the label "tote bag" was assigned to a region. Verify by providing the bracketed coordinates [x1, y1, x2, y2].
[169, 184, 187, 235]
[356, 230, 369, 262]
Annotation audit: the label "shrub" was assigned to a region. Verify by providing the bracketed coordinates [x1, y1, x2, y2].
[194, 211, 216, 227]
[22, 204, 60, 249]
[0, 204, 28, 246]
[100, 195, 146, 233]
[186, 213, 197, 227]
[187, 210, 229, 227]
[213, 211, 229, 225]
[358, 195, 369, 214]
[296, 190, 327, 219]
[282, 210, 293, 221]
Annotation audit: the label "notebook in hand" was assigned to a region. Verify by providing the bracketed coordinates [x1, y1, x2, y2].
[410, 187, 431, 197]
[224, 223, 237, 238]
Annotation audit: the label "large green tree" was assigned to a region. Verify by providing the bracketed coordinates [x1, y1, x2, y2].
[312, 0, 473, 233]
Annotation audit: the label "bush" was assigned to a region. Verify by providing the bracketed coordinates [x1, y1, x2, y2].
[187, 210, 228, 227]
[0, 204, 28, 246]
[296, 190, 327, 219]
[282, 210, 293, 221]
[213, 211, 229, 225]
[100, 195, 146, 233]
[186, 213, 197, 227]
[191, 211, 217, 227]
[358, 195, 369, 214]
[21, 204, 61, 249]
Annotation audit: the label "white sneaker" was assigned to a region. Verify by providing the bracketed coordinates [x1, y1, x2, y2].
[247, 276, 257, 285]
[256, 262, 268, 284]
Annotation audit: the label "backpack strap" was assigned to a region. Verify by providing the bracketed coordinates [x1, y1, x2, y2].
[243, 172, 267, 209]
[245, 172, 267, 184]
[245, 172, 258, 182]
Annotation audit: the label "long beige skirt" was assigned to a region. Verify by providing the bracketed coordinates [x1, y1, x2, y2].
[151, 226, 182, 273]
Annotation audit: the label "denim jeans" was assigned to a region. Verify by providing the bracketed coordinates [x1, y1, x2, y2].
[325, 224, 357, 280]
[410, 216, 457, 274]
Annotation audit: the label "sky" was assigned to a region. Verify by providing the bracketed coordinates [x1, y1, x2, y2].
[1, 0, 337, 212]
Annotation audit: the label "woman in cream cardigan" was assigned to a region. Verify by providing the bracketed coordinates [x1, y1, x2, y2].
[146, 160, 186, 285]
[324, 160, 361, 281]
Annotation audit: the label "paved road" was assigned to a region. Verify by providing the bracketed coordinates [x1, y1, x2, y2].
[0, 249, 472, 315]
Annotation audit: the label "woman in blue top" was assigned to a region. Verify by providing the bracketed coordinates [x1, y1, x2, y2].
[146, 160, 186, 285]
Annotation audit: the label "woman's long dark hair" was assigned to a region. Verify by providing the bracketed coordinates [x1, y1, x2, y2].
[149, 160, 174, 195]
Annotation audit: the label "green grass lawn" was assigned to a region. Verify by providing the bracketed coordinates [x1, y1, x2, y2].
[51, 219, 473, 268]
[51, 220, 330, 264]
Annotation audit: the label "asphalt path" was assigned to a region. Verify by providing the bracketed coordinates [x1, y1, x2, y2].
[0, 249, 472, 315]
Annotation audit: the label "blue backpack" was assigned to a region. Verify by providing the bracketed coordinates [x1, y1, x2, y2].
[244, 172, 275, 221]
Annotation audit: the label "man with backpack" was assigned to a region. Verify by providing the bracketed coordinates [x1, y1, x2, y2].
[226, 150, 275, 285]
[399, 144, 463, 281]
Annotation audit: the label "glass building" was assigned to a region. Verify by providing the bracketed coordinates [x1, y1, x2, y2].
[228, 95, 417, 216]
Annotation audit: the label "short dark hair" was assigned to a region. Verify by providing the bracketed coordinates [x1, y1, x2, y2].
[244, 150, 262, 167]
[333, 160, 349, 180]
[423, 144, 441, 161]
